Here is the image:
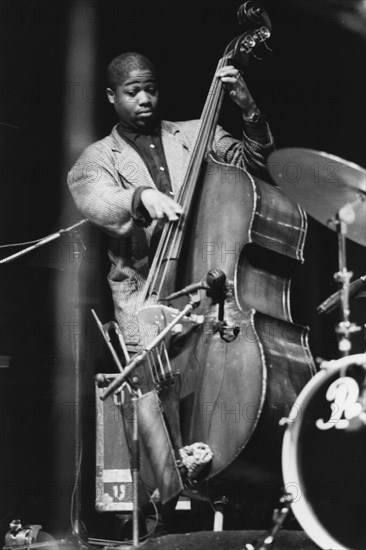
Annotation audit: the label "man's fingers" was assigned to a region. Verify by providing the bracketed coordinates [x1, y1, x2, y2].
[143, 191, 184, 221]
[161, 201, 183, 221]
[220, 76, 239, 85]
[163, 198, 183, 216]
[216, 65, 237, 77]
[141, 189, 184, 221]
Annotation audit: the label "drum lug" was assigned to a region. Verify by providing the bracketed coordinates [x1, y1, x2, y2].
[316, 356, 333, 370]
[278, 416, 291, 426]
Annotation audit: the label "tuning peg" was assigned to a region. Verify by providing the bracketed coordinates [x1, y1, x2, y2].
[252, 52, 263, 62]
[263, 41, 273, 53]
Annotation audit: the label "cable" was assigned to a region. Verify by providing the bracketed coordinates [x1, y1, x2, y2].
[0, 220, 88, 250]
[70, 441, 83, 532]
[0, 237, 45, 249]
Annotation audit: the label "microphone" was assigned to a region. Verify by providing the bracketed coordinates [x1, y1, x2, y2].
[162, 269, 226, 301]
[317, 275, 366, 314]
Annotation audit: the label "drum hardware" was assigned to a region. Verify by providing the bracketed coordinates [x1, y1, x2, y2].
[269, 149, 366, 549]
[267, 148, 366, 247]
[331, 203, 362, 357]
[282, 353, 366, 550]
[317, 274, 366, 315]
[314, 357, 347, 371]
[244, 493, 293, 550]
[268, 147, 366, 357]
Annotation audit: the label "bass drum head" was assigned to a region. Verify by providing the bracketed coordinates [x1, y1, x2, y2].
[282, 354, 366, 550]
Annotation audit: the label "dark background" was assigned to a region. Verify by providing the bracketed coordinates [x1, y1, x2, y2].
[0, 0, 365, 541]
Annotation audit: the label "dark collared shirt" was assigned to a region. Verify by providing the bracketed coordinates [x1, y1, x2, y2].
[117, 123, 172, 227]
[118, 116, 270, 227]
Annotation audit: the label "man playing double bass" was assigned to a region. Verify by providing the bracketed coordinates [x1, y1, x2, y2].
[68, 52, 274, 534]
[68, 52, 274, 353]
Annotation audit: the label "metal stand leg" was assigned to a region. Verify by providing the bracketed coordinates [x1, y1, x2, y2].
[69, 238, 88, 548]
[213, 497, 228, 532]
[334, 210, 361, 360]
[131, 393, 140, 547]
[244, 493, 293, 550]
[92, 312, 142, 548]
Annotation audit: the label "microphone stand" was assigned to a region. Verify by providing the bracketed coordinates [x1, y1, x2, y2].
[100, 294, 201, 402]
[1, 219, 88, 547]
[95, 294, 201, 547]
[69, 234, 88, 547]
[0, 219, 88, 264]
[92, 312, 141, 547]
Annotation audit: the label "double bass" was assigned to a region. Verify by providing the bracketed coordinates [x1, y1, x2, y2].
[103, 1, 316, 510]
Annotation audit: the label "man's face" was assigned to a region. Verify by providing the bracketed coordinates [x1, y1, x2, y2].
[107, 69, 159, 131]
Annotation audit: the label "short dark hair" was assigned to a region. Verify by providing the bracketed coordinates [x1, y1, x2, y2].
[106, 52, 157, 91]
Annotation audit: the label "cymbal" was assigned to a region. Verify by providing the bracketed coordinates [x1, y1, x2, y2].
[267, 148, 366, 246]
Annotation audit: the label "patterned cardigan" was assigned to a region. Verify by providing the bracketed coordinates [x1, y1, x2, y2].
[68, 120, 274, 349]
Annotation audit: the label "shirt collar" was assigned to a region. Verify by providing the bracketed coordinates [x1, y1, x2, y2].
[117, 122, 161, 142]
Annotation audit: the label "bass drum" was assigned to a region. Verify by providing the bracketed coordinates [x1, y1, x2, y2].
[282, 353, 366, 550]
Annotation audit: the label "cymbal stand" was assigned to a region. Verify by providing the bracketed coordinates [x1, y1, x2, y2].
[333, 205, 361, 359]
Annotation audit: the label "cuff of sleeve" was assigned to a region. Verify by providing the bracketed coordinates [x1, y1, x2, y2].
[243, 113, 269, 141]
[243, 119, 273, 148]
[131, 187, 153, 228]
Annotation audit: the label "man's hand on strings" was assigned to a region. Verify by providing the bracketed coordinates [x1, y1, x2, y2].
[216, 65, 258, 118]
[141, 189, 183, 222]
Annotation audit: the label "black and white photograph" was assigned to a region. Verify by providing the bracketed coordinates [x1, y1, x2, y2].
[1, 1, 365, 549]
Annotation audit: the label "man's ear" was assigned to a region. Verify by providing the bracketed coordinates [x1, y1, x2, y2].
[106, 88, 115, 104]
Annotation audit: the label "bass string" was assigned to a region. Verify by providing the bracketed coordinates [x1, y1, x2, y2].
[141, 118, 211, 304]
[139, 56, 228, 306]
[152, 72, 226, 300]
